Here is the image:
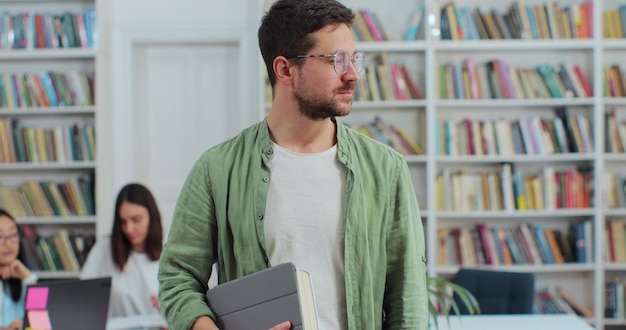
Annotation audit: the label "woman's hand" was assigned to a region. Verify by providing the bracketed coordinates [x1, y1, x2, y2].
[3, 318, 22, 330]
[151, 294, 160, 312]
[0, 259, 31, 281]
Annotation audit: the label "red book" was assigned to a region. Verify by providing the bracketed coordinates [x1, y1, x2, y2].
[76, 14, 88, 48]
[360, 9, 384, 41]
[573, 65, 592, 97]
[477, 223, 494, 265]
[34, 14, 46, 49]
[399, 65, 422, 99]
[607, 221, 616, 262]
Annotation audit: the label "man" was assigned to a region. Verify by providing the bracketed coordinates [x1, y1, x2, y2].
[158, 0, 428, 329]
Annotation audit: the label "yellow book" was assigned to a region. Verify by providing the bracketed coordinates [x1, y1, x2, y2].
[438, 229, 448, 265]
[393, 126, 425, 154]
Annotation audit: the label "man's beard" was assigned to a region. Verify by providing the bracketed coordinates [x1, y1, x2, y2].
[294, 82, 356, 120]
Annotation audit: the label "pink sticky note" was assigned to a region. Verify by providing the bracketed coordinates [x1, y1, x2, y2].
[27, 310, 52, 329]
[25, 287, 49, 310]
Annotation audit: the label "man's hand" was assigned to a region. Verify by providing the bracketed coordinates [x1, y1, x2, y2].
[269, 321, 292, 330]
[191, 316, 220, 330]
[191, 317, 291, 330]
[151, 294, 160, 312]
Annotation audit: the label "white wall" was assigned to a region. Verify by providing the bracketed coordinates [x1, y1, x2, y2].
[97, 0, 265, 236]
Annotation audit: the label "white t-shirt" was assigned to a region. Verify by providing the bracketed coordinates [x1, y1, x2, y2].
[80, 237, 161, 318]
[264, 143, 347, 329]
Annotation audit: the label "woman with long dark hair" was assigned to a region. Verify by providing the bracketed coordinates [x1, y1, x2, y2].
[0, 209, 37, 330]
[81, 183, 163, 318]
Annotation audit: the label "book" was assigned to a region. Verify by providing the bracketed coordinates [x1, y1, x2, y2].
[206, 262, 319, 330]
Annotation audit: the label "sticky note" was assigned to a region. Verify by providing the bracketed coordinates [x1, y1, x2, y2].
[25, 287, 49, 310]
[27, 310, 52, 329]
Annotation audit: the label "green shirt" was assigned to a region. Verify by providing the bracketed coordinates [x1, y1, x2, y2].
[158, 118, 428, 329]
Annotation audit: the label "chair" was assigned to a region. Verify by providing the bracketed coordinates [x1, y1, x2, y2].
[451, 268, 535, 315]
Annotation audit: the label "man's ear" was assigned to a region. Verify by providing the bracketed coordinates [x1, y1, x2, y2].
[273, 56, 295, 87]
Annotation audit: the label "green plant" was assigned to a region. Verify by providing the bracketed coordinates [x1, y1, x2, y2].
[427, 276, 481, 330]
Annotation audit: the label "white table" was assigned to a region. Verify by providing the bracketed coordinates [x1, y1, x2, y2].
[435, 314, 594, 330]
[106, 313, 167, 330]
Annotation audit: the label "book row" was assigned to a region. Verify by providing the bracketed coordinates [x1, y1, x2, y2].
[605, 109, 626, 153]
[0, 118, 96, 163]
[0, 10, 97, 50]
[439, 59, 592, 100]
[0, 71, 95, 109]
[20, 225, 95, 272]
[351, 8, 392, 42]
[350, 117, 424, 155]
[438, 221, 592, 267]
[435, 113, 592, 157]
[605, 65, 626, 97]
[535, 286, 594, 317]
[436, 164, 593, 212]
[355, 61, 423, 102]
[440, 1, 593, 40]
[603, 5, 626, 39]
[605, 219, 626, 263]
[604, 172, 626, 209]
[605, 278, 626, 319]
[0, 176, 95, 217]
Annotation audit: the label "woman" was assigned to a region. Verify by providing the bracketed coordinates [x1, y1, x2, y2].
[0, 209, 37, 330]
[81, 183, 163, 318]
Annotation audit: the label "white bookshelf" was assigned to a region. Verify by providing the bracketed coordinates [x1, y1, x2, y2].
[258, 0, 626, 328]
[0, 0, 99, 279]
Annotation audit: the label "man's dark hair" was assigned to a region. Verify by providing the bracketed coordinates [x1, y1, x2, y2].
[258, 0, 354, 89]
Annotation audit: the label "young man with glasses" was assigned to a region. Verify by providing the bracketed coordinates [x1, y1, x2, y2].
[158, 0, 428, 329]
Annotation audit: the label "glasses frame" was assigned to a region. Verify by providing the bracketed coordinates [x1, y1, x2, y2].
[289, 50, 364, 75]
[0, 232, 19, 245]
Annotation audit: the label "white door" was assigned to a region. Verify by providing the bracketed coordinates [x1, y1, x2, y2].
[99, 0, 263, 236]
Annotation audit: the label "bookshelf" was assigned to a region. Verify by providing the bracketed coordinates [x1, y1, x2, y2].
[259, 0, 626, 328]
[0, 0, 99, 279]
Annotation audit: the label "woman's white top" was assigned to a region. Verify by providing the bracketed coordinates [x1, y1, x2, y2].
[80, 237, 160, 318]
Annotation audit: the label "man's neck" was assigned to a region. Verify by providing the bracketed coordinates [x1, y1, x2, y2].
[267, 106, 337, 153]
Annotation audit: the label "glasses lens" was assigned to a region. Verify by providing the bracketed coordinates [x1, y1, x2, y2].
[353, 52, 364, 73]
[334, 51, 349, 74]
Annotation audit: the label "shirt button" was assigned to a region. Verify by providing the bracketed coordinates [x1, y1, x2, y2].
[266, 148, 273, 155]
[262, 177, 269, 183]
[256, 213, 264, 221]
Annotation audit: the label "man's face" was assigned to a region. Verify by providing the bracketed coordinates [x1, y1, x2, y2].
[292, 23, 360, 120]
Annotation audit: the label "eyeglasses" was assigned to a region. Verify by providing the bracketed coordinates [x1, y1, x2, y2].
[289, 50, 364, 75]
[0, 233, 18, 245]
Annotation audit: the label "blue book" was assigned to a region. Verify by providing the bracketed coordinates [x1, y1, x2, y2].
[491, 228, 505, 264]
[533, 225, 555, 264]
[453, 64, 463, 99]
[620, 5, 626, 37]
[504, 229, 523, 264]
[0, 74, 6, 106]
[573, 222, 586, 263]
[39, 72, 59, 107]
[525, 6, 539, 39]
[404, 7, 424, 40]
[83, 10, 94, 48]
[440, 6, 450, 40]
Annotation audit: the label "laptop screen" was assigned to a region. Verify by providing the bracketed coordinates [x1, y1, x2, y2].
[23, 277, 111, 330]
